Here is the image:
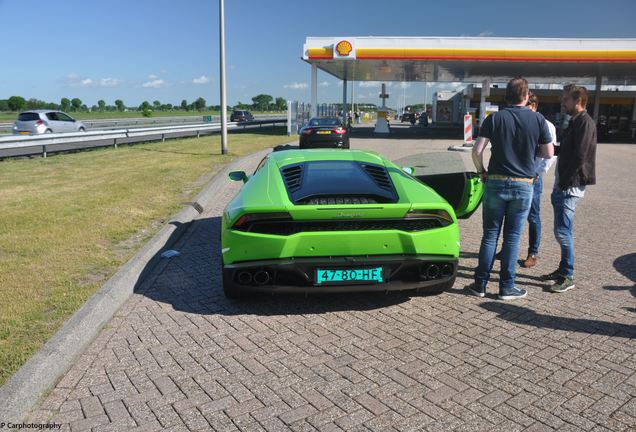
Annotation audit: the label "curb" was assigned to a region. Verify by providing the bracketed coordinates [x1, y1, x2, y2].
[0, 147, 273, 423]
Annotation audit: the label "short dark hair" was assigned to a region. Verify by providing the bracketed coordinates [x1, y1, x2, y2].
[505, 77, 529, 105]
[527, 91, 539, 108]
[563, 84, 588, 107]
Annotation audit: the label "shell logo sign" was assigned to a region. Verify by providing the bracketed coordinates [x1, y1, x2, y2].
[336, 40, 352, 56]
[334, 39, 355, 59]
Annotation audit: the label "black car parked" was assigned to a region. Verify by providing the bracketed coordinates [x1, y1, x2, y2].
[230, 110, 254, 122]
[299, 117, 350, 149]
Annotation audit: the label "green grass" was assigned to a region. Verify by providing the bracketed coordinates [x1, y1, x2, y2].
[0, 110, 285, 122]
[0, 128, 293, 385]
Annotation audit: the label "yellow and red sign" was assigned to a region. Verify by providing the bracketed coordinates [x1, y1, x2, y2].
[336, 40, 353, 56]
[333, 39, 355, 60]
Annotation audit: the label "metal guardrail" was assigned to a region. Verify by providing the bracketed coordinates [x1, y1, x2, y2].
[0, 113, 286, 130]
[0, 119, 287, 158]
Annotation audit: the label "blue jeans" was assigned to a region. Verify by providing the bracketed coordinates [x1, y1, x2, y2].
[551, 190, 580, 278]
[527, 176, 543, 255]
[475, 179, 534, 293]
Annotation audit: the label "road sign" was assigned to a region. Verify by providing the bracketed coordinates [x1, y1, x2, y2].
[464, 114, 473, 144]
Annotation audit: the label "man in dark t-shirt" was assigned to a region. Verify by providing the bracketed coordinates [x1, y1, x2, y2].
[468, 77, 554, 300]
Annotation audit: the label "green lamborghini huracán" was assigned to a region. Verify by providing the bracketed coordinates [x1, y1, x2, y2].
[221, 149, 483, 297]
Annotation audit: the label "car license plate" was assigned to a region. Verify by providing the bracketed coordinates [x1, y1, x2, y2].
[315, 267, 383, 285]
[317, 130, 331, 134]
[19, 131, 29, 135]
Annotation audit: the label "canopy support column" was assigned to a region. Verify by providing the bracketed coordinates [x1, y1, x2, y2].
[311, 64, 317, 118]
[342, 78, 348, 125]
[593, 73, 602, 122]
[479, 79, 491, 129]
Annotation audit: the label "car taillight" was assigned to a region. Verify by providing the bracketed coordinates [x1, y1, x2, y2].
[35, 120, 44, 126]
[404, 209, 453, 227]
[333, 127, 346, 135]
[232, 212, 292, 230]
[302, 128, 314, 135]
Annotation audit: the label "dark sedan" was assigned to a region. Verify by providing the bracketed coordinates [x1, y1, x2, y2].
[299, 117, 350, 149]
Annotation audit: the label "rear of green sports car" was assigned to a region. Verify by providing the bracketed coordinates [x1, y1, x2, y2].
[221, 149, 482, 297]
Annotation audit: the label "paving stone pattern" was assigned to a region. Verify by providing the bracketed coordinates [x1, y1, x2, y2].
[29, 135, 636, 431]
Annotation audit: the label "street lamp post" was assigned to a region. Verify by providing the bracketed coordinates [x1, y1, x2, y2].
[219, 0, 228, 154]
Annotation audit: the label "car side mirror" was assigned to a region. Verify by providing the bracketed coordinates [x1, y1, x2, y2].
[401, 166, 416, 175]
[229, 171, 248, 183]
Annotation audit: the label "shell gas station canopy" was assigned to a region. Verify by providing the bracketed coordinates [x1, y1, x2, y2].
[302, 36, 636, 85]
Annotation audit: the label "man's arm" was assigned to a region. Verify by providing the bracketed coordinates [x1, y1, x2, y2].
[537, 142, 554, 158]
[472, 137, 489, 179]
[536, 117, 555, 159]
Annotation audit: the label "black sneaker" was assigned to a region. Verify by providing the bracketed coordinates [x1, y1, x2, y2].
[540, 270, 565, 281]
[551, 277, 575, 293]
[495, 251, 502, 260]
[498, 287, 528, 300]
[466, 283, 486, 298]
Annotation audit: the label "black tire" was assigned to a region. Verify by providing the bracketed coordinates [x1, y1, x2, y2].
[222, 270, 246, 299]
[223, 283, 243, 299]
[79, 127, 85, 132]
[45, 129, 52, 134]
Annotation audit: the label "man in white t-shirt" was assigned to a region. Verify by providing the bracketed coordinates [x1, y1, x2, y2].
[521, 92, 557, 268]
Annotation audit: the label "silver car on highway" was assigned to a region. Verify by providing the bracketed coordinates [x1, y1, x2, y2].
[12, 110, 86, 135]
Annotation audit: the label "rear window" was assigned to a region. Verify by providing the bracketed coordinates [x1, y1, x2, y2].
[18, 113, 40, 121]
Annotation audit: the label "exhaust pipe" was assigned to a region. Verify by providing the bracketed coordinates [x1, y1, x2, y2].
[237, 271, 253, 285]
[426, 264, 440, 279]
[253, 270, 271, 285]
[441, 264, 453, 277]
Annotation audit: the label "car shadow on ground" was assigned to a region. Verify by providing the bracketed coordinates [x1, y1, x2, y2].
[603, 252, 636, 312]
[134, 216, 413, 316]
[478, 301, 636, 339]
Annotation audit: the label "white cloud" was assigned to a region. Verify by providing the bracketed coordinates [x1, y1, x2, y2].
[142, 79, 165, 88]
[80, 78, 93, 86]
[99, 78, 121, 87]
[148, 74, 158, 80]
[283, 82, 308, 89]
[398, 82, 411, 89]
[319, 81, 330, 87]
[193, 75, 210, 84]
[478, 31, 494, 37]
[359, 81, 384, 88]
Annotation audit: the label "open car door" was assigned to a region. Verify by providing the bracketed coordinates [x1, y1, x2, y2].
[416, 172, 484, 219]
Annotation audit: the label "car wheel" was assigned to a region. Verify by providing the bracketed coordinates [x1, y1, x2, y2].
[79, 127, 85, 132]
[222, 272, 246, 299]
[45, 129, 52, 134]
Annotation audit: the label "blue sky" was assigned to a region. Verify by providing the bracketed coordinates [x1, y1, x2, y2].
[2, 0, 636, 109]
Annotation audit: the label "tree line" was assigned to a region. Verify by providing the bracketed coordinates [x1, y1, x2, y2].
[0, 93, 291, 114]
[0, 96, 211, 113]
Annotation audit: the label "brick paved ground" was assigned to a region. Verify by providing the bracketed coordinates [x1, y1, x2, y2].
[29, 126, 636, 431]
